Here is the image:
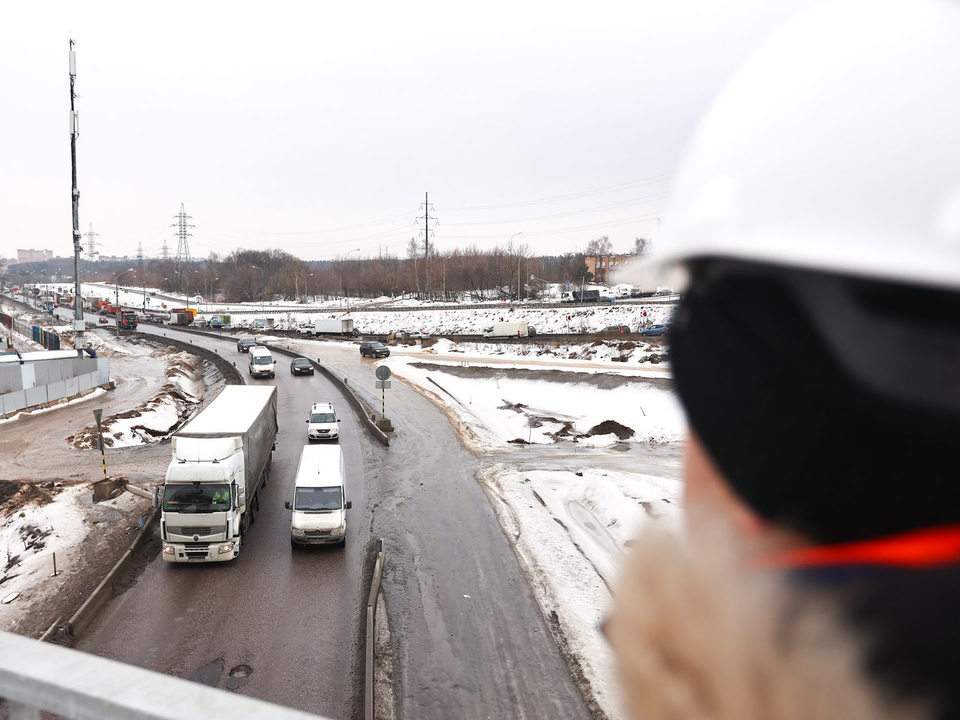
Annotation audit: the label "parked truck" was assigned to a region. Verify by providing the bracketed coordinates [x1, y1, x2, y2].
[560, 289, 601, 303]
[171, 307, 198, 321]
[171, 311, 193, 326]
[483, 321, 529, 338]
[299, 317, 356, 337]
[159, 385, 278, 563]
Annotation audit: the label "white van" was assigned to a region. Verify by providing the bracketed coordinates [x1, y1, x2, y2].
[248, 346, 275, 378]
[285, 444, 351, 547]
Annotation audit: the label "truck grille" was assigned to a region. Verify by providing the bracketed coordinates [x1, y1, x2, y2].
[168, 527, 215, 537]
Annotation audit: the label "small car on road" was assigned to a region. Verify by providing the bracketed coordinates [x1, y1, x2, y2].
[306, 402, 340, 442]
[639, 324, 669, 337]
[290, 357, 315, 376]
[237, 337, 257, 353]
[360, 341, 390, 358]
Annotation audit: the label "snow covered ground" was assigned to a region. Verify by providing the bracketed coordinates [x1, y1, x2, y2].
[384, 358, 684, 450]
[480, 465, 683, 718]
[0, 482, 149, 631]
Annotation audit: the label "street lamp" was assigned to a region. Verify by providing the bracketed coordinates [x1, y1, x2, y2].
[511, 232, 524, 301]
[114, 268, 135, 339]
[305, 273, 314, 303]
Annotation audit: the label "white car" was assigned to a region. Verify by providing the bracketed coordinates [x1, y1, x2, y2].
[306, 402, 340, 442]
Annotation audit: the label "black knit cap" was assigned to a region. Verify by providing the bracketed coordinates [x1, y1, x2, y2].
[670, 262, 960, 544]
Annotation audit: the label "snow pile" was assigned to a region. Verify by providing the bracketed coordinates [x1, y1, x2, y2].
[385, 359, 685, 450]
[481, 466, 683, 720]
[67, 351, 202, 448]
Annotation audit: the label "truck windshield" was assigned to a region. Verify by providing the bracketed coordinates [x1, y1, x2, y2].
[310, 413, 335, 423]
[294, 487, 343, 511]
[253, 355, 273, 364]
[163, 484, 231, 513]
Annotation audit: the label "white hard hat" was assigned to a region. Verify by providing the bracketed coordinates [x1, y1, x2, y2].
[618, 0, 960, 291]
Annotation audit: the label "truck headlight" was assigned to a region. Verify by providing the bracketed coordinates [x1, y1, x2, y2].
[218, 541, 236, 554]
[291, 527, 305, 536]
[162, 544, 176, 555]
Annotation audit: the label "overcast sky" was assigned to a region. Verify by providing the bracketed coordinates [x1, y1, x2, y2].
[1, 0, 814, 264]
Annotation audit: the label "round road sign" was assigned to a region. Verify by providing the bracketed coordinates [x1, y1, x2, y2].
[375, 365, 392, 381]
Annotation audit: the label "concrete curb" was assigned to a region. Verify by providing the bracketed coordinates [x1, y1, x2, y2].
[40, 508, 160, 642]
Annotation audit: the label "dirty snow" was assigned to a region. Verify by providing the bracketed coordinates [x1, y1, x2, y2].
[0, 483, 148, 630]
[384, 358, 685, 450]
[481, 465, 683, 719]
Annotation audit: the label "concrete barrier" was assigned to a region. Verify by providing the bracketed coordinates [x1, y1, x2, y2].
[61, 507, 159, 640]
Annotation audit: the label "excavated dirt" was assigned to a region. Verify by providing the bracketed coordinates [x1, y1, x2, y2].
[410, 362, 673, 391]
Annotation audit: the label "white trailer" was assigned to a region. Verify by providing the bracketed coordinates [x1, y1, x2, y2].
[159, 385, 278, 563]
[300, 317, 355, 336]
[482, 321, 529, 338]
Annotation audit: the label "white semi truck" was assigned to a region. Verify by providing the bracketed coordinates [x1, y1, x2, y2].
[299, 317, 356, 337]
[159, 385, 278, 563]
[482, 321, 529, 338]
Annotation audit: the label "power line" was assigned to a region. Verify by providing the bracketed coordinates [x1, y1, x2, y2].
[440, 173, 673, 212]
[440, 191, 669, 227]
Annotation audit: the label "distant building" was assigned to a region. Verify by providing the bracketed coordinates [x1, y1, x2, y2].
[17, 249, 54, 264]
[585, 255, 632, 283]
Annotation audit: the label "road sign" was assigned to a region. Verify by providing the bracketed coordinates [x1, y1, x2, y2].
[375, 365, 392, 381]
[93, 409, 103, 426]
[375, 380, 391, 390]
[145, 296, 151, 305]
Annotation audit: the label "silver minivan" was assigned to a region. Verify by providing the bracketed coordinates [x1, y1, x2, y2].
[248, 346, 275, 378]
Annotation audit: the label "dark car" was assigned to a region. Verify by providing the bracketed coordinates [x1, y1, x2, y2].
[290, 358, 315, 376]
[639, 324, 669, 337]
[237, 338, 257, 353]
[360, 341, 390, 358]
[604, 325, 630, 334]
[527, 326, 537, 337]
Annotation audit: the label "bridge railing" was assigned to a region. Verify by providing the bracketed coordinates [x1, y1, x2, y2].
[0, 630, 329, 720]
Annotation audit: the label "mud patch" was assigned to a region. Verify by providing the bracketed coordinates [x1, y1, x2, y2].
[0, 481, 64, 517]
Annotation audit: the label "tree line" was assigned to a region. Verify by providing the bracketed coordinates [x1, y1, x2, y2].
[3, 235, 649, 303]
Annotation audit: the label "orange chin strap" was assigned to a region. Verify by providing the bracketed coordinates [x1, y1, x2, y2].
[754, 524, 960, 571]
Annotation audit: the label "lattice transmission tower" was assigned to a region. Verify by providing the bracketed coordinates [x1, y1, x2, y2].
[171, 203, 194, 292]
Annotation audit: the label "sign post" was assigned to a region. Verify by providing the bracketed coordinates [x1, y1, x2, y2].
[375, 365, 392, 419]
[93, 408, 108, 481]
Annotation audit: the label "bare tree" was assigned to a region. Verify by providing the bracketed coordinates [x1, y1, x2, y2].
[584, 235, 614, 256]
[632, 237, 651, 255]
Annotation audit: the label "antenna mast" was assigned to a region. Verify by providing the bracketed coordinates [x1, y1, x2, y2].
[69, 39, 84, 347]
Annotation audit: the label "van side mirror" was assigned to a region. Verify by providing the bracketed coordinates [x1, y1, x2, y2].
[305, 419, 309, 423]
[345, 501, 352, 510]
[284, 501, 291, 510]
[337, 419, 341, 423]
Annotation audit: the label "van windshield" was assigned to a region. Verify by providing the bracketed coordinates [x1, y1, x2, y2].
[310, 413, 335, 423]
[253, 354, 273, 364]
[295, 486, 343, 511]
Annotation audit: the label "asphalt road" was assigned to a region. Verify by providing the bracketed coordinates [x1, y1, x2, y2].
[76, 322, 372, 718]
[289, 339, 591, 720]
[62, 316, 592, 719]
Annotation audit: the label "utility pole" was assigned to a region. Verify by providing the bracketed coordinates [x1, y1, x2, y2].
[171, 203, 194, 293]
[136, 242, 144, 268]
[68, 39, 85, 353]
[417, 193, 436, 300]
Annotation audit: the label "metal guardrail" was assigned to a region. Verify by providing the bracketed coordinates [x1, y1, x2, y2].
[365, 539, 386, 720]
[0, 630, 329, 720]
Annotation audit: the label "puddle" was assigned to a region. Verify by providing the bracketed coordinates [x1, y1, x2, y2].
[226, 663, 253, 691]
